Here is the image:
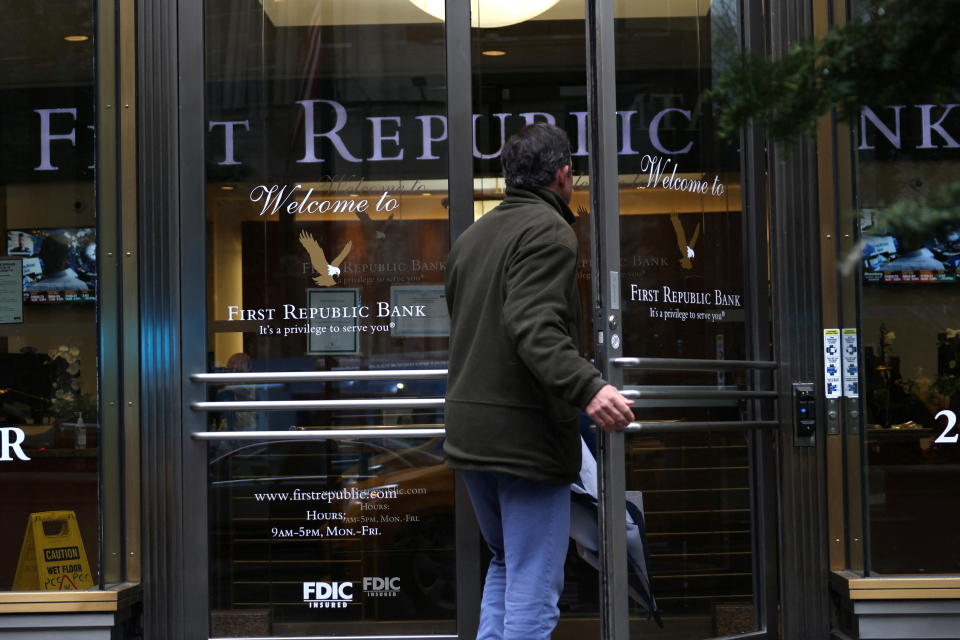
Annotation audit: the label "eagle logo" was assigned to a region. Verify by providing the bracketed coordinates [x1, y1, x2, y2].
[298, 230, 352, 287]
[670, 213, 701, 271]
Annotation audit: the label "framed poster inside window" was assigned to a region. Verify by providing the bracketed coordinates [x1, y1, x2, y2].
[0, 257, 24, 324]
[306, 288, 361, 355]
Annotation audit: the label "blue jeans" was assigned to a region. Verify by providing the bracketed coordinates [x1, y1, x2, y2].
[462, 470, 571, 640]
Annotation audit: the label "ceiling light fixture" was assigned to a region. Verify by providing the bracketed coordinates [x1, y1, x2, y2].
[481, 50, 507, 56]
[64, 35, 89, 42]
[408, 0, 560, 28]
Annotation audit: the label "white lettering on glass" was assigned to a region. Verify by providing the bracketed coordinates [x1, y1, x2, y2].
[571, 111, 589, 157]
[209, 120, 250, 165]
[367, 116, 403, 161]
[472, 113, 510, 159]
[858, 106, 905, 150]
[917, 104, 960, 149]
[649, 108, 693, 155]
[638, 155, 725, 197]
[0, 427, 30, 462]
[414, 115, 447, 160]
[34, 108, 77, 171]
[27, 102, 960, 173]
[618, 110, 638, 155]
[296, 99, 362, 163]
[934, 410, 959, 444]
[250, 184, 300, 216]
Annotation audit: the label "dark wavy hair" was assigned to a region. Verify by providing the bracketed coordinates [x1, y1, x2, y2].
[501, 123, 571, 189]
[39, 234, 70, 275]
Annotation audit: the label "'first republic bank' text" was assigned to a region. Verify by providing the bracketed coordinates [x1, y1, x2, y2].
[228, 303, 427, 322]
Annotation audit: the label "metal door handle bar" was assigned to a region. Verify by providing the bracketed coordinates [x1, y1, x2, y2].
[192, 398, 445, 412]
[620, 389, 778, 400]
[191, 427, 446, 441]
[191, 368, 448, 383]
[624, 420, 779, 434]
[194, 389, 709, 410]
[612, 357, 777, 370]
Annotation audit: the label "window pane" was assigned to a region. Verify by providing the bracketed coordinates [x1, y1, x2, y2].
[0, 2, 100, 592]
[203, 1, 453, 634]
[858, 100, 960, 573]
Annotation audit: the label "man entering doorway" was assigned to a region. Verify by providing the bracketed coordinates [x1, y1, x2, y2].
[444, 123, 635, 640]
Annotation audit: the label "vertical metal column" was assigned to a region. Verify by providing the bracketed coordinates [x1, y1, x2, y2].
[137, 0, 187, 636]
[137, 0, 207, 636]
[95, 0, 122, 587]
[446, 0, 475, 242]
[767, 0, 832, 636]
[740, 0, 781, 635]
[585, 1, 629, 638]
[445, 2, 482, 638]
[119, 0, 143, 585]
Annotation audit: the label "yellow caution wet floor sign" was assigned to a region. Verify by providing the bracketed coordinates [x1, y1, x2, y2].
[13, 511, 93, 590]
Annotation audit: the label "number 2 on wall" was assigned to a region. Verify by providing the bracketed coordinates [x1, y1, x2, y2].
[934, 410, 959, 444]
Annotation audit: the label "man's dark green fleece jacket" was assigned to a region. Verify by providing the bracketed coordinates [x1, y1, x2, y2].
[443, 185, 606, 485]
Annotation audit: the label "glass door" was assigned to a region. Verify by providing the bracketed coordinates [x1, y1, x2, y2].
[197, 1, 458, 636]
[586, 1, 779, 638]
[466, 4, 605, 638]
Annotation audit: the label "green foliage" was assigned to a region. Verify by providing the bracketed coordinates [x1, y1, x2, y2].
[709, 0, 960, 142]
